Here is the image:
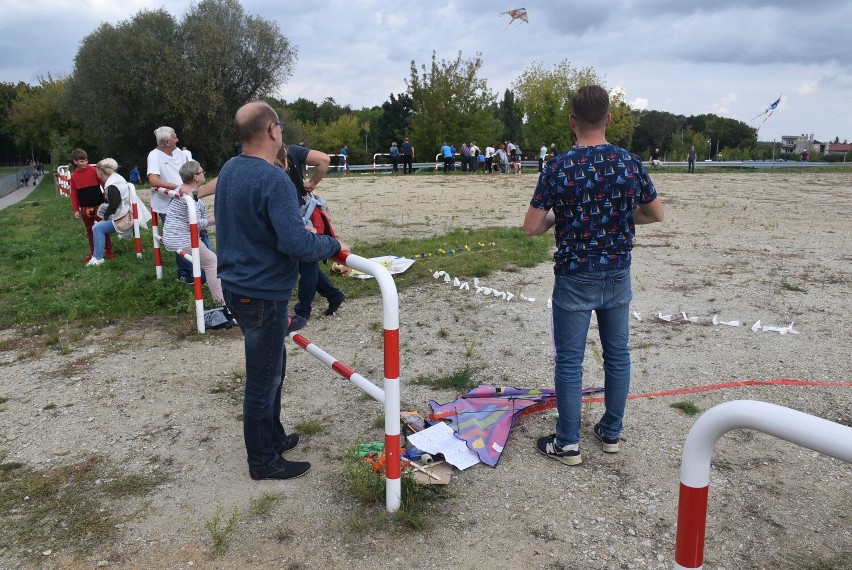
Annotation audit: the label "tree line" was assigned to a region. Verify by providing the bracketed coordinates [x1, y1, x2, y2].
[1, 0, 838, 173]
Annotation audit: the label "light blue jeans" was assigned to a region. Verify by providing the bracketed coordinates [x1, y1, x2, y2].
[551, 268, 632, 447]
[92, 220, 117, 260]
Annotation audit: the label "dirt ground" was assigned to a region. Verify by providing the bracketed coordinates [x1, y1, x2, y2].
[1, 170, 851, 569]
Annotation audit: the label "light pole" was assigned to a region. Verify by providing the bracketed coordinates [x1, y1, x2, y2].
[707, 139, 712, 161]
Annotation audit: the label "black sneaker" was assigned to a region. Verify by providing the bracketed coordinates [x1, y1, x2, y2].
[275, 433, 300, 456]
[593, 423, 620, 453]
[536, 434, 582, 466]
[176, 275, 193, 284]
[249, 457, 311, 481]
[325, 294, 346, 316]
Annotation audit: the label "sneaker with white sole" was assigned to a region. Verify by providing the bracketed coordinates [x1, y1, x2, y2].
[593, 423, 620, 453]
[536, 434, 582, 465]
[85, 257, 104, 267]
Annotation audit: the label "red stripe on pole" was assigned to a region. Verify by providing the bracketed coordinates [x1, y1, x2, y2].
[132, 202, 142, 254]
[333, 250, 350, 264]
[675, 483, 709, 569]
[331, 360, 355, 380]
[291, 333, 310, 349]
[189, 223, 199, 248]
[384, 329, 400, 379]
[384, 433, 401, 479]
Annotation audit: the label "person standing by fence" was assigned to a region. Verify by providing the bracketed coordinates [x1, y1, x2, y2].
[216, 101, 350, 481]
[401, 138, 414, 174]
[70, 148, 113, 263]
[523, 85, 664, 467]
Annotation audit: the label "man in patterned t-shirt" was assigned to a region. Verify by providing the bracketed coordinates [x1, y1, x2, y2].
[523, 85, 664, 467]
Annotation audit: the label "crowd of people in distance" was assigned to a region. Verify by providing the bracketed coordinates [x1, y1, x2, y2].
[395, 140, 559, 175]
[18, 160, 45, 187]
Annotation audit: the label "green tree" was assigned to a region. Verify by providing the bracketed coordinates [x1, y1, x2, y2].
[286, 98, 320, 124]
[372, 93, 414, 152]
[67, 0, 297, 172]
[512, 60, 603, 152]
[631, 110, 679, 158]
[9, 75, 88, 163]
[406, 51, 502, 157]
[497, 89, 524, 147]
[0, 82, 25, 164]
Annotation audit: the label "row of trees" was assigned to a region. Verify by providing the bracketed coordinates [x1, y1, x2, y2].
[3, 0, 845, 173]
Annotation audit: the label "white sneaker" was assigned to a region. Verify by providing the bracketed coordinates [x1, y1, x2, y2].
[85, 257, 104, 267]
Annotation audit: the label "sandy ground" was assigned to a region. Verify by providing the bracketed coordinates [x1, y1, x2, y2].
[1, 170, 851, 569]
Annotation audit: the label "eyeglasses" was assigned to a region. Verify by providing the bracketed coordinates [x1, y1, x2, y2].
[196, 169, 205, 176]
[268, 121, 285, 133]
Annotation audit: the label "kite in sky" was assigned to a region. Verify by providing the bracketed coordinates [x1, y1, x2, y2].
[429, 384, 602, 466]
[499, 8, 529, 30]
[751, 94, 782, 131]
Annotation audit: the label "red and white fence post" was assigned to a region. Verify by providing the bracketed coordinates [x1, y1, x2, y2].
[55, 165, 71, 198]
[674, 400, 852, 569]
[287, 251, 401, 512]
[372, 153, 391, 173]
[149, 187, 205, 333]
[127, 184, 143, 258]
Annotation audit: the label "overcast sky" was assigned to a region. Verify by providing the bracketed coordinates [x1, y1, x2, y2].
[2, 0, 850, 144]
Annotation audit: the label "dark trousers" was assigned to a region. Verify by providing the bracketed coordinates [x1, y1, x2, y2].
[403, 156, 413, 174]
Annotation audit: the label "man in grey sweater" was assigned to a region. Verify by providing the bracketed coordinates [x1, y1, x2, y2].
[216, 101, 350, 481]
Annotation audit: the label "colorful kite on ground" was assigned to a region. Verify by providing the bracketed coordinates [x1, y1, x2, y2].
[429, 384, 602, 467]
[499, 8, 529, 30]
[751, 94, 782, 131]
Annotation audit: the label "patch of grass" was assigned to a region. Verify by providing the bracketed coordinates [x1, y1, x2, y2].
[251, 493, 278, 516]
[0, 186, 552, 331]
[295, 419, 323, 435]
[463, 339, 478, 358]
[42, 402, 57, 410]
[204, 506, 240, 557]
[342, 453, 446, 531]
[0, 396, 8, 411]
[780, 279, 807, 293]
[414, 366, 479, 392]
[274, 526, 295, 542]
[0, 454, 170, 560]
[670, 401, 701, 416]
[325, 227, 553, 304]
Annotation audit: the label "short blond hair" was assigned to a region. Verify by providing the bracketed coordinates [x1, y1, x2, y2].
[96, 158, 118, 177]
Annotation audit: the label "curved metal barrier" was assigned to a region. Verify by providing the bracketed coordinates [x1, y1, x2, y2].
[674, 400, 852, 569]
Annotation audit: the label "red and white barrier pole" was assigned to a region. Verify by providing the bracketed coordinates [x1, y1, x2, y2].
[289, 250, 401, 512]
[151, 210, 163, 279]
[674, 400, 852, 569]
[56, 165, 71, 198]
[150, 187, 205, 333]
[128, 184, 143, 258]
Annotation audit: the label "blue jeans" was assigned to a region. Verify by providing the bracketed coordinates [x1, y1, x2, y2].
[294, 262, 344, 319]
[551, 268, 632, 447]
[92, 220, 117, 259]
[223, 289, 290, 469]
